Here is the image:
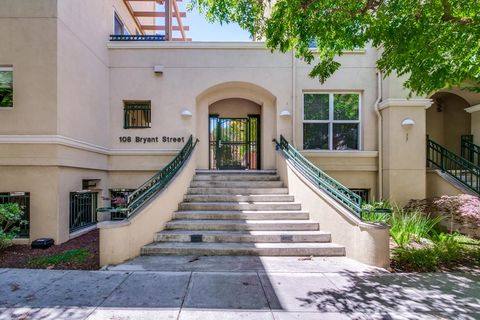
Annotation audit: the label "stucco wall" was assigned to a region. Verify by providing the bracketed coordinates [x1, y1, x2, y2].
[427, 93, 471, 154]
[210, 98, 261, 117]
[0, 0, 58, 135]
[0, 166, 59, 242]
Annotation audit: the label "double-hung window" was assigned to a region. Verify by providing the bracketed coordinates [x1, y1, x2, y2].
[0, 66, 13, 108]
[303, 93, 361, 150]
[124, 101, 151, 129]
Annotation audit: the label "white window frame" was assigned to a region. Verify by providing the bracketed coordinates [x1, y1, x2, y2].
[302, 92, 362, 151]
[113, 9, 131, 35]
[0, 65, 13, 109]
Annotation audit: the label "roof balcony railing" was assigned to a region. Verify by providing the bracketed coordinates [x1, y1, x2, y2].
[110, 34, 166, 41]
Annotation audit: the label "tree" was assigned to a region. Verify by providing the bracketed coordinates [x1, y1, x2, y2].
[190, 0, 480, 95]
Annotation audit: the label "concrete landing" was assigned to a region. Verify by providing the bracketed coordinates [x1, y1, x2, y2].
[106, 256, 385, 273]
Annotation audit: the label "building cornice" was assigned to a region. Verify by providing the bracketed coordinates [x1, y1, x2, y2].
[0, 135, 180, 156]
[378, 98, 433, 110]
[465, 104, 480, 113]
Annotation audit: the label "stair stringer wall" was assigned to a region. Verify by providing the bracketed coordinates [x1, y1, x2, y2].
[98, 148, 199, 266]
[426, 170, 477, 197]
[276, 152, 390, 268]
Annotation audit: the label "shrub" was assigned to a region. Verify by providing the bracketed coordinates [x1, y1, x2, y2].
[434, 195, 480, 227]
[0, 203, 25, 249]
[392, 233, 480, 272]
[361, 200, 392, 223]
[389, 208, 443, 247]
[406, 195, 480, 238]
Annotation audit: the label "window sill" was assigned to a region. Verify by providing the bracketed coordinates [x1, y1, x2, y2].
[300, 150, 378, 158]
[0, 107, 13, 110]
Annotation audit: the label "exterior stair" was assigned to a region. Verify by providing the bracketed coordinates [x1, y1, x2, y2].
[141, 170, 346, 257]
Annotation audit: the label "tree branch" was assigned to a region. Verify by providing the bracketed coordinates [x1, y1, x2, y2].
[441, 0, 473, 25]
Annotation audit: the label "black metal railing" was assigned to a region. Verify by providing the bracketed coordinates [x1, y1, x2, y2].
[427, 138, 480, 194]
[110, 34, 166, 41]
[70, 192, 98, 233]
[461, 135, 480, 167]
[0, 192, 30, 238]
[98, 135, 198, 220]
[274, 136, 364, 218]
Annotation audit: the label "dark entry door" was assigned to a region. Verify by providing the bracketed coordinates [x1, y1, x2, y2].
[209, 115, 260, 170]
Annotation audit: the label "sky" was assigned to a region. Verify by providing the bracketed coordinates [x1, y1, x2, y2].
[156, 1, 252, 41]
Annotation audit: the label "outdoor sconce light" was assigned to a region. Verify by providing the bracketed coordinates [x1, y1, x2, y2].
[401, 118, 415, 142]
[154, 65, 164, 74]
[280, 110, 292, 117]
[401, 118, 415, 127]
[181, 110, 193, 117]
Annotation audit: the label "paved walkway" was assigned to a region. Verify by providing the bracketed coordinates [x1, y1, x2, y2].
[0, 256, 479, 320]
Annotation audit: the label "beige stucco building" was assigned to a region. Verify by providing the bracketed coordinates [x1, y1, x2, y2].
[0, 0, 478, 267]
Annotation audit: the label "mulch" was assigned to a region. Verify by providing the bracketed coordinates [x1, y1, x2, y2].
[0, 229, 99, 270]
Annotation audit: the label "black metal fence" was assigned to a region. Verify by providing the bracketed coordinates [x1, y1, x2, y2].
[0, 192, 30, 238]
[70, 192, 98, 233]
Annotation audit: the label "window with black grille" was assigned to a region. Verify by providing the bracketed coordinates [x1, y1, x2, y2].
[350, 189, 370, 202]
[124, 101, 151, 129]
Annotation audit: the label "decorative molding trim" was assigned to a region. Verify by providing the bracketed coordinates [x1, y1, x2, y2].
[108, 41, 268, 50]
[301, 151, 378, 158]
[465, 104, 480, 113]
[378, 98, 433, 110]
[0, 135, 180, 156]
[109, 149, 180, 156]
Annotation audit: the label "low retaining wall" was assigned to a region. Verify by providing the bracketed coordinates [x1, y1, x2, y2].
[276, 153, 390, 268]
[98, 149, 198, 266]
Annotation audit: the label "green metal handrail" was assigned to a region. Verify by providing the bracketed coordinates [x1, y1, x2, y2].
[273, 136, 363, 218]
[461, 135, 479, 167]
[98, 135, 198, 220]
[427, 138, 480, 194]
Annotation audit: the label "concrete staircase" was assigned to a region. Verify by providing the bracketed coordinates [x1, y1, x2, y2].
[141, 170, 346, 257]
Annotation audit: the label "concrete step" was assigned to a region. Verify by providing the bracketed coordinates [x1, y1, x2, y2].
[154, 230, 331, 243]
[178, 202, 302, 211]
[165, 219, 319, 231]
[174, 210, 310, 220]
[190, 180, 284, 188]
[193, 174, 280, 181]
[196, 170, 277, 175]
[187, 187, 289, 195]
[183, 194, 294, 203]
[141, 242, 345, 256]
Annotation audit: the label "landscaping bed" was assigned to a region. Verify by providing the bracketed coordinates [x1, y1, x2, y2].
[0, 229, 99, 270]
[363, 198, 480, 273]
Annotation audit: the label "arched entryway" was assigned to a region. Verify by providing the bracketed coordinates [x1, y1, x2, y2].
[208, 98, 261, 170]
[195, 81, 277, 170]
[427, 91, 471, 154]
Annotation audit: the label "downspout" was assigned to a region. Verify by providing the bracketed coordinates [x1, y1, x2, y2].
[374, 71, 383, 199]
[292, 49, 297, 147]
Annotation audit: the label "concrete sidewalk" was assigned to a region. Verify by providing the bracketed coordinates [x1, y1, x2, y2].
[0, 257, 479, 320]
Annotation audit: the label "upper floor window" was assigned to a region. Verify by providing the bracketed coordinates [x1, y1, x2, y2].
[114, 12, 129, 35]
[124, 101, 151, 129]
[0, 66, 13, 108]
[303, 93, 360, 150]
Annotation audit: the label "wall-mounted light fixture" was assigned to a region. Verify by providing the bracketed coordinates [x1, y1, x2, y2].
[401, 118, 415, 142]
[401, 118, 415, 127]
[154, 65, 164, 74]
[280, 110, 292, 117]
[181, 110, 193, 117]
